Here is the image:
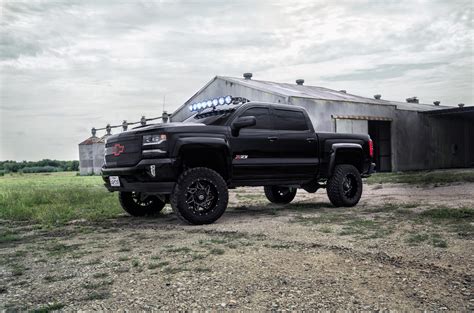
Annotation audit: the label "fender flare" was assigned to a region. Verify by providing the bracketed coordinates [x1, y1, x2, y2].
[328, 143, 363, 176]
[172, 137, 232, 178]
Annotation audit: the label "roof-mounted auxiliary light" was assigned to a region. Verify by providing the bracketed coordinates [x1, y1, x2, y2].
[188, 95, 250, 112]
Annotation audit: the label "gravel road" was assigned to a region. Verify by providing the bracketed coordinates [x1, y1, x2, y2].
[1, 182, 473, 311]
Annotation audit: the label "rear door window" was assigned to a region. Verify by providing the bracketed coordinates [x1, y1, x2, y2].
[273, 109, 308, 131]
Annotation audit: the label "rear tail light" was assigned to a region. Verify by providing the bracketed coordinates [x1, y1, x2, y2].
[369, 139, 374, 158]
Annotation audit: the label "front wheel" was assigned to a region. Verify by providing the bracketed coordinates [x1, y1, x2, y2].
[326, 164, 363, 207]
[264, 186, 297, 204]
[118, 192, 166, 216]
[170, 167, 228, 225]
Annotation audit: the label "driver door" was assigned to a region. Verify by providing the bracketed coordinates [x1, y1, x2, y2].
[229, 107, 280, 181]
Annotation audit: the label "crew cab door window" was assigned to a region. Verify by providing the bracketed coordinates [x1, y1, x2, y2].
[273, 109, 308, 131]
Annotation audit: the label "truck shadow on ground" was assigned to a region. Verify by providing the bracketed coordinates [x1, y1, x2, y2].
[95, 201, 333, 230]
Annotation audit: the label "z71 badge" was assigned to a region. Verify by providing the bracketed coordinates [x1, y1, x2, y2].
[234, 155, 248, 160]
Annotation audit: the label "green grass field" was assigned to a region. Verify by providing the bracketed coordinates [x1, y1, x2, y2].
[365, 169, 474, 185]
[1, 169, 473, 227]
[0, 172, 122, 226]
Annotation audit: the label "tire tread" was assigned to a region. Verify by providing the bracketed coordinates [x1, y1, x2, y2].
[170, 167, 228, 225]
[327, 164, 362, 207]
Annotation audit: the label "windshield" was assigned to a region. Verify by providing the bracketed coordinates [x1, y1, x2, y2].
[183, 108, 236, 126]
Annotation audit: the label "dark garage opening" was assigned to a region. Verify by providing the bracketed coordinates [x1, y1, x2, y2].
[368, 121, 392, 172]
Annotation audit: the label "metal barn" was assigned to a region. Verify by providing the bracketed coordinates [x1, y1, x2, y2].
[171, 74, 474, 172]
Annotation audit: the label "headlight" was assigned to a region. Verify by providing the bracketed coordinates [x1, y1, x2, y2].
[143, 134, 167, 145]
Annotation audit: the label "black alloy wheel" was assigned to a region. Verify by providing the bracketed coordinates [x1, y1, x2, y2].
[264, 186, 297, 204]
[185, 179, 219, 214]
[342, 173, 358, 199]
[171, 167, 228, 225]
[327, 164, 363, 207]
[118, 191, 166, 216]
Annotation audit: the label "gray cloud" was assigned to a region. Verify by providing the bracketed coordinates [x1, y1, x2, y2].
[0, 0, 472, 160]
[322, 62, 447, 81]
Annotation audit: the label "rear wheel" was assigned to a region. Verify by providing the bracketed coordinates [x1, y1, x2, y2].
[327, 164, 363, 207]
[264, 186, 297, 204]
[118, 192, 166, 216]
[170, 167, 228, 225]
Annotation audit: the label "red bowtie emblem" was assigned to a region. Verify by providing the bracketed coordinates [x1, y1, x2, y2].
[112, 143, 125, 156]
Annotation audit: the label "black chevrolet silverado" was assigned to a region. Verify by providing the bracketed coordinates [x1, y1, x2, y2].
[102, 98, 375, 224]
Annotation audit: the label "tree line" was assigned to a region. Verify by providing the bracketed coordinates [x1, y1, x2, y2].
[0, 160, 79, 175]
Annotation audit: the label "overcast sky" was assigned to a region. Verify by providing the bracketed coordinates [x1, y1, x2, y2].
[1, 0, 473, 161]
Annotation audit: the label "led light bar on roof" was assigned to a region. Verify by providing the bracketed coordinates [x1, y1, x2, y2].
[188, 96, 249, 112]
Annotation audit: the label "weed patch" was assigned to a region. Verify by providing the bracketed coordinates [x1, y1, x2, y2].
[92, 272, 108, 279]
[164, 246, 192, 254]
[0, 229, 20, 244]
[292, 213, 348, 225]
[420, 208, 474, 220]
[405, 232, 448, 248]
[45, 242, 81, 257]
[209, 248, 225, 255]
[264, 243, 292, 249]
[148, 262, 170, 270]
[162, 266, 188, 274]
[11, 264, 27, 276]
[84, 291, 110, 301]
[82, 279, 113, 290]
[84, 258, 102, 266]
[32, 302, 65, 312]
[44, 274, 76, 283]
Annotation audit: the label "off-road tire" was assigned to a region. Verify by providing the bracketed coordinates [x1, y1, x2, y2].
[327, 164, 363, 207]
[170, 167, 228, 225]
[118, 192, 166, 216]
[264, 186, 297, 204]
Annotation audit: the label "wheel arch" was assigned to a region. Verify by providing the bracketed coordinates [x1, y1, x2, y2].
[328, 143, 364, 176]
[174, 137, 232, 181]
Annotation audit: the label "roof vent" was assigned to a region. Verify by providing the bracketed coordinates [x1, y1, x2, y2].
[433, 101, 440, 106]
[339, 90, 346, 93]
[296, 79, 304, 85]
[458, 103, 465, 108]
[374, 94, 382, 100]
[243, 73, 253, 80]
[406, 96, 419, 103]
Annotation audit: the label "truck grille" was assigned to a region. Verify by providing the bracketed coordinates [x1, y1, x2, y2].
[104, 136, 141, 167]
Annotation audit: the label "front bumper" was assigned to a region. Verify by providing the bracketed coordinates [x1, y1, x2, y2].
[102, 158, 177, 194]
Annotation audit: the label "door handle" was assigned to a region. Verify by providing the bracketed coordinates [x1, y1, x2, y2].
[267, 136, 278, 142]
[306, 137, 316, 142]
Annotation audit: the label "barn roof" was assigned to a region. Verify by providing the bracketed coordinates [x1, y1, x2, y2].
[217, 76, 450, 112]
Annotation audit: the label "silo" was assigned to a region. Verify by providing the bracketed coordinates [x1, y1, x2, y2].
[92, 134, 109, 175]
[78, 135, 101, 175]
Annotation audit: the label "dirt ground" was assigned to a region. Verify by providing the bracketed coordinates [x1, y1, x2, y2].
[1, 181, 473, 311]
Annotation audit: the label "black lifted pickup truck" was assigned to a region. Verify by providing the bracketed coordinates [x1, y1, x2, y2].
[102, 97, 375, 225]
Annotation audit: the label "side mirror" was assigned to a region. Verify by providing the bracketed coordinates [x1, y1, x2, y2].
[231, 116, 256, 136]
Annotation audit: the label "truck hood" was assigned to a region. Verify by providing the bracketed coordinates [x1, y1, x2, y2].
[106, 122, 205, 141]
[131, 122, 204, 132]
